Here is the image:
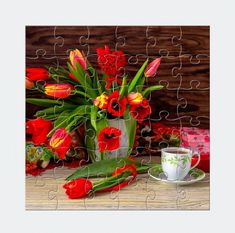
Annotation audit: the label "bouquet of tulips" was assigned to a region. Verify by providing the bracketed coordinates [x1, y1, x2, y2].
[26, 45, 163, 165]
[26, 45, 165, 198]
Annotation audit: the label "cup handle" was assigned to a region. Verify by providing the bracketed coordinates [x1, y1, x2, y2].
[190, 152, 201, 170]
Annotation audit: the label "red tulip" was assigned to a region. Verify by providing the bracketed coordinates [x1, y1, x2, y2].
[98, 127, 121, 152]
[130, 98, 152, 122]
[49, 128, 72, 159]
[107, 91, 127, 117]
[144, 58, 161, 78]
[26, 68, 49, 81]
[100, 164, 137, 192]
[44, 84, 74, 98]
[63, 178, 92, 199]
[26, 118, 52, 145]
[69, 49, 88, 70]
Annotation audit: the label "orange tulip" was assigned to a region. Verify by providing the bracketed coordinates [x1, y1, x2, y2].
[144, 58, 161, 78]
[25, 78, 34, 90]
[69, 49, 88, 70]
[127, 92, 143, 105]
[44, 84, 74, 98]
[93, 93, 109, 109]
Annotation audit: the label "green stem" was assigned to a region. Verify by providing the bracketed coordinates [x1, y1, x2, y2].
[91, 176, 127, 193]
[91, 170, 131, 192]
[65, 118, 79, 132]
[100, 151, 105, 160]
[50, 74, 66, 78]
[73, 90, 93, 99]
[89, 152, 96, 163]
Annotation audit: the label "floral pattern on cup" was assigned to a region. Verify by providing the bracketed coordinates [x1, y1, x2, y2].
[161, 155, 191, 166]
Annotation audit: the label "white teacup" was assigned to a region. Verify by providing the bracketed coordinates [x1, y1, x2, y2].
[161, 147, 200, 181]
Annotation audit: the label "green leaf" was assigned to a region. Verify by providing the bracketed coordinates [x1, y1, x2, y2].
[92, 172, 130, 192]
[47, 65, 70, 77]
[68, 62, 97, 99]
[135, 75, 146, 92]
[67, 96, 92, 105]
[142, 85, 164, 98]
[68, 61, 86, 82]
[47, 65, 78, 85]
[68, 62, 83, 83]
[119, 75, 128, 98]
[35, 104, 75, 117]
[101, 72, 108, 93]
[96, 118, 108, 133]
[75, 61, 92, 87]
[128, 59, 148, 94]
[97, 79, 103, 95]
[66, 157, 136, 180]
[123, 108, 137, 155]
[39, 114, 60, 120]
[53, 110, 71, 129]
[90, 106, 98, 131]
[89, 65, 103, 95]
[26, 98, 76, 108]
[47, 105, 91, 136]
[71, 105, 91, 116]
[92, 71, 98, 93]
[65, 115, 83, 131]
[92, 70, 103, 95]
[74, 90, 93, 99]
[35, 107, 64, 117]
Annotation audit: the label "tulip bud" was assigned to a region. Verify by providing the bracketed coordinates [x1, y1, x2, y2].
[144, 58, 161, 78]
[49, 128, 72, 159]
[44, 84, 74, 98]
[127, 92, 143, 105]
[25, 78, 35, 90]
[93, 93, 109, 109]
[69, 49, 88, 70]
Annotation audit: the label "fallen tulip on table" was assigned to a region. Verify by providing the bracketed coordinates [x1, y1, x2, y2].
[64, 157, 160, 199]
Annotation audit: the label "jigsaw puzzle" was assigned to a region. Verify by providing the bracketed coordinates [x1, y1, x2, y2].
[25, 26, 210, 210]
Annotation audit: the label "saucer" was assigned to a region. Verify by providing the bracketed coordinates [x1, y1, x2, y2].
[148, 166, 206, 185]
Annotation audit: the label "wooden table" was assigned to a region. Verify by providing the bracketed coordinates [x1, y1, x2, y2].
[26, 157, 210, 210]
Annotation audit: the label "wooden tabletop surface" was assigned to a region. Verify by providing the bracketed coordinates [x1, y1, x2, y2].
[26, 156, 210, 210]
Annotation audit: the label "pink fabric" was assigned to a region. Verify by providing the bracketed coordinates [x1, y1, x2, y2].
[180, 127, 210, 156]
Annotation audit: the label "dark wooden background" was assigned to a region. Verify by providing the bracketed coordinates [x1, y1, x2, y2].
[26, 26, 209, 128]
